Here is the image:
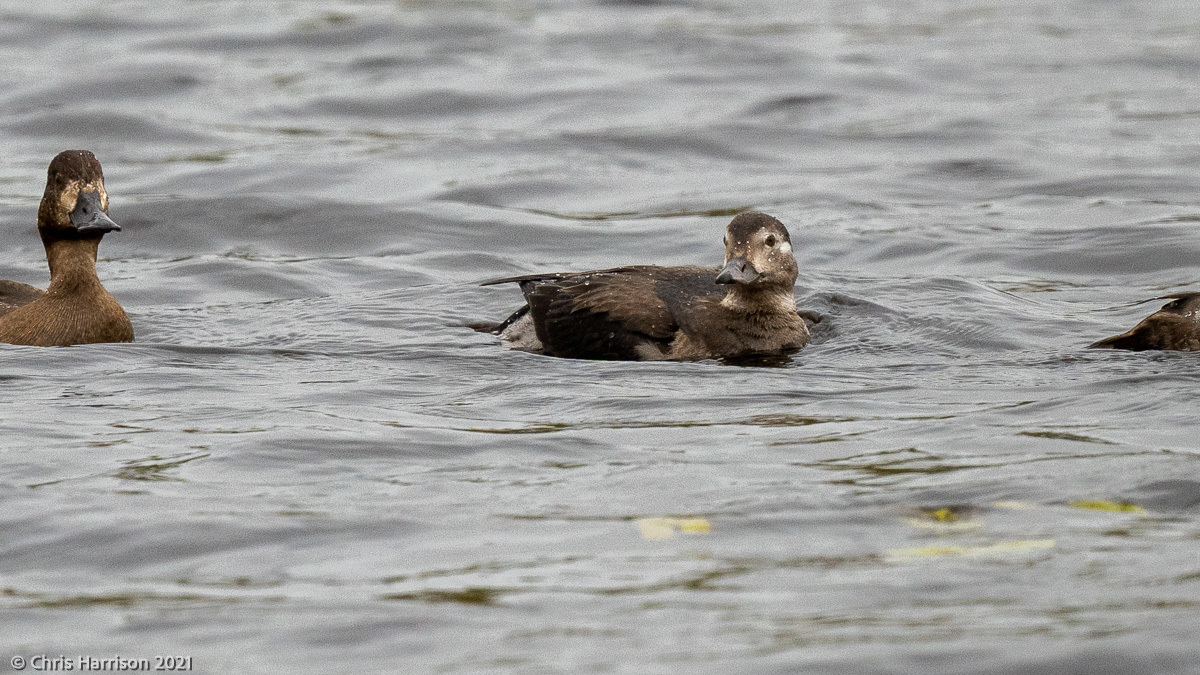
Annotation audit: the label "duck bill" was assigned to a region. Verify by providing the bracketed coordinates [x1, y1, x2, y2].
[716, 256, 760, 285]
[70, 190, 121, 234]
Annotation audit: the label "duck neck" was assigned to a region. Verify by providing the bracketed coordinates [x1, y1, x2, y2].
[44, 237, 103, 293]
[720, 282, 796, 316]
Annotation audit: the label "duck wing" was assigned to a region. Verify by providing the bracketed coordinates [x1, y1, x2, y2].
[514, 265, 721, 360]
[0, 280, 44, 319]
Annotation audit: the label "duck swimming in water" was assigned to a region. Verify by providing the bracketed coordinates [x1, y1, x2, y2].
[481, 212, 809, 361]
[1088, 293, 1200, 351]
[0, 150, 133, 346]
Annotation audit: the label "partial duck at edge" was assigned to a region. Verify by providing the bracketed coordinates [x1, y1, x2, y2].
[1089, 292, 1200, 351]
[0, 150, 133, 346]
[479, 212, 810, 361]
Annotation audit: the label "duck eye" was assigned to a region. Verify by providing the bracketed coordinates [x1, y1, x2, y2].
[764, 234, 777, 247]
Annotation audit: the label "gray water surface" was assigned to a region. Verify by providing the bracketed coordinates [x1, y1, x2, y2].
[2, 1, 1200, 673]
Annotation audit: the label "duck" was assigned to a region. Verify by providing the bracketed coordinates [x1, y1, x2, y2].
[0, 150, 133, 346]
[480, 212, 809, 361]
[1088, 293, 1200, 351]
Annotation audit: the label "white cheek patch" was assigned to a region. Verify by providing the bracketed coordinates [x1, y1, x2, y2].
[58, 182, 81, 217]
[778, 241, 792, 255]
[94, 183, 109, 211]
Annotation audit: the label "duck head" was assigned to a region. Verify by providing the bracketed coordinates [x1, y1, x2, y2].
[37, 150, 120, 245]
[715, 212, 798, 290]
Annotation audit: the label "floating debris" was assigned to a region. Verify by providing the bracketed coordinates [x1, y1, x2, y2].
[635, 518, 712, 540]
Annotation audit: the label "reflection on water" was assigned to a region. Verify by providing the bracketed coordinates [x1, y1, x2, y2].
[2, 0, 1200, 673]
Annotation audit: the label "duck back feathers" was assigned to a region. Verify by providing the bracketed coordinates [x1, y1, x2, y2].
[1089, 292, 1200, 351]
[0, 281, 45, 318]
[487, 265, 724, 360]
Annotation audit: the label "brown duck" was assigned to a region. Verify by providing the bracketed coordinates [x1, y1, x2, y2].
[1089, 293, 1200, 351]
[0, 150, 133, 346]
[481, 212, 809, 361]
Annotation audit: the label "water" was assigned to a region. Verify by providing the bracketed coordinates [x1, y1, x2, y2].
[2, 1, 1200, 672]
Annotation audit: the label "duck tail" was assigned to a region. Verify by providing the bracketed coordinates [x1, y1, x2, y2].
[467, 305, 530, 335]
